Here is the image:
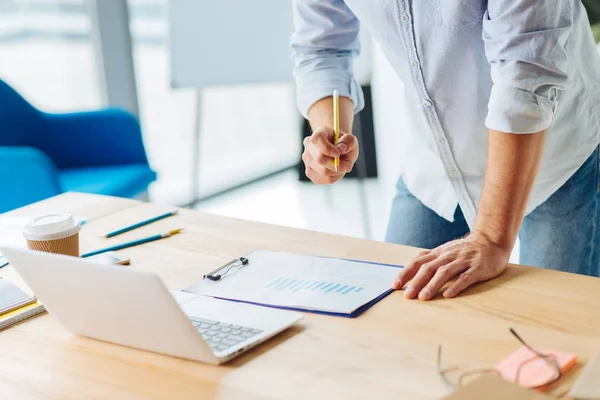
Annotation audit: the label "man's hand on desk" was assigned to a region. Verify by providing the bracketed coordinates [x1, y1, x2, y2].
[392, 129, 546, 299]
[391, 231, 511, 300]
[302, 126, 358, 184]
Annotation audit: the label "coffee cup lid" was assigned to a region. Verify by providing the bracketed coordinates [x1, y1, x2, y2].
[23, 213, 81, 241]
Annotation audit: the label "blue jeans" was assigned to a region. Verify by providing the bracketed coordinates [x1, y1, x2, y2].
[385, 147, 600, 277]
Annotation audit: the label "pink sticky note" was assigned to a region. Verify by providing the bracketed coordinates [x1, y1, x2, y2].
[494, 346, 577, 390]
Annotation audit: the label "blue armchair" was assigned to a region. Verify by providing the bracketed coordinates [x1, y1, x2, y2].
[0, 79, 157, 213]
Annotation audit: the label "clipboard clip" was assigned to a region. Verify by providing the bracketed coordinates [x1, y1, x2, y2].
[204, 257, 249, 281]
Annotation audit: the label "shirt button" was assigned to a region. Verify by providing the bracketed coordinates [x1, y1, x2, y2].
[448, 170, 459, 179]
[437, 136, 445, 144]
[422, 99, 433, 107]
[401, 14, 410, 22]
[411, 60, 418, 67]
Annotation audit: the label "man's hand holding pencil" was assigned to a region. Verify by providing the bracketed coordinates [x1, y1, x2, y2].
[302, 91, 359, 185]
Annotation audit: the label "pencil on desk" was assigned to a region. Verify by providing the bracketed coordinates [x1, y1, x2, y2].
[82, 229, 183, 258]
[333, 90, 340, 173]
[104, 210, 178, 238]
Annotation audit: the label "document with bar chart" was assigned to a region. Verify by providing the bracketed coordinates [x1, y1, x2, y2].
[185, 250, 402, 317]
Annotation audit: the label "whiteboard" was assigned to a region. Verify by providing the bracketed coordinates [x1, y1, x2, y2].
[169, 1, 295, 88]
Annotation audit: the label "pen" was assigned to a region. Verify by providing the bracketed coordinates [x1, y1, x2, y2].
[82, 229, 183, 258]
[104, 210, 178, 238]
[333, 89, 340, 173]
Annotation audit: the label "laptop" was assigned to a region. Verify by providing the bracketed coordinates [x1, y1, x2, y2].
[1, 247, 303, 364]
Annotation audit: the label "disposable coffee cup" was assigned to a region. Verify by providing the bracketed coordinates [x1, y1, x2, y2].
[23, 214, 81, 257]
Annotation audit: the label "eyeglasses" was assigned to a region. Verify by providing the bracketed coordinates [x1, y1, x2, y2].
[437, 328, 562, 392]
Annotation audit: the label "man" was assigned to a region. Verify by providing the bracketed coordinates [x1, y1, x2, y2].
[292, 0, 600, 300]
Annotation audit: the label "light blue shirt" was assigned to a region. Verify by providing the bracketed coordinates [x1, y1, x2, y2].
[292, 0, 600, 228]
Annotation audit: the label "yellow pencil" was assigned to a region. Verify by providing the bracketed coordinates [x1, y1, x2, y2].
[333, 89, 340, 172]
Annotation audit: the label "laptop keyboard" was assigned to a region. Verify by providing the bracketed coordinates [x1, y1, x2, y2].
[189, 317, 263, 353]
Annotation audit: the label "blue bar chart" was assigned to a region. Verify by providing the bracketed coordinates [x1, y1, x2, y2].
[266, 277, 364, 295]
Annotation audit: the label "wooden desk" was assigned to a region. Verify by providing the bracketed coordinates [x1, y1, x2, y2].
[1, 193, 599, 400]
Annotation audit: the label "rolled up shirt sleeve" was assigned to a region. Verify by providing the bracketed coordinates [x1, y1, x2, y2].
[291, 0, 364, 119]
[483, 0, 573, 134]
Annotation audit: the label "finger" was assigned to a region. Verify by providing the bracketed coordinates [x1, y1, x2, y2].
[310, 130, 340, 157]
[339, 137, 360, 166]
[311, 126, 336, 142]
[392, 250, 433, 289]
[304, 130, 339, 172]
[305, 166, 341, 185]
[336, 133, 357, 155]
[418, 261, 469, 300]
[392, 250, 433, 290]
[404, 255, 451, 299]
[307, 148, 339, 172]
[302, 152, 341, 177]
[305, 145, 338, 172]
[443, 269, 479, 298]
[340, 147, 359, 163]
[339, 160, 353, 173]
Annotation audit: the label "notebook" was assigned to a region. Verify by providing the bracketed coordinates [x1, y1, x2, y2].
[0, 276, 46, 330]
[0, 277, 36, 314]
[442, 374, 555, 400]
[569, 350, 600, 400]
[185, 250, 402, 318]
[0, 301, 46, 330]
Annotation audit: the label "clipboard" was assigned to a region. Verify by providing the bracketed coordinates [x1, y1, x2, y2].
[184, 250, 403, 318]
